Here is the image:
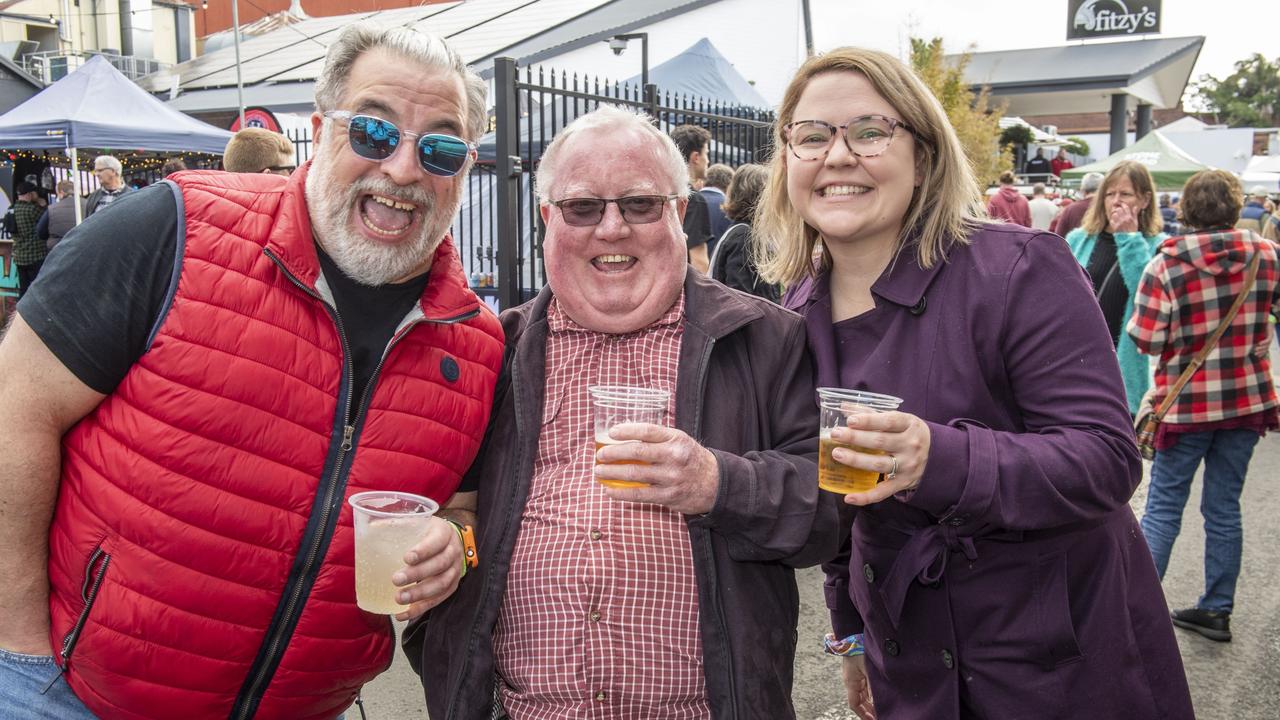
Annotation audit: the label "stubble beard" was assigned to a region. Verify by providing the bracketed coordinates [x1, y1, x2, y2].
[304, 148, 458, 287]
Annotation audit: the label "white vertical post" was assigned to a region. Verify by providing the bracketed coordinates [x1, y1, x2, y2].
[231, 0, 245, 127]
[69, 146, 83, 226]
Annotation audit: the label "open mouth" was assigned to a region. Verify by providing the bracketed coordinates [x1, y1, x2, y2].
[819, 184, 872, 198]
[591, 254, 637, 272]
[358, 193, 419, 238]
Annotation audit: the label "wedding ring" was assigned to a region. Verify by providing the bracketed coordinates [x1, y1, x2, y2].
[887, 455, 898, 480]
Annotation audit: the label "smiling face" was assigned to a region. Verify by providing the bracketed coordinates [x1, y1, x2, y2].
[785, 71, 921, 257]
[540, 128, 688, 334]
[306, 47, 472, 286]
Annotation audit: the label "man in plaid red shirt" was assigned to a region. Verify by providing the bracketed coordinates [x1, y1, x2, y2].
[407, 106, 847, 719]
[1128, 169, 1280, 643]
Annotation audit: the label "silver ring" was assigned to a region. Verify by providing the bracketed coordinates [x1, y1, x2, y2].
[886, 455, 898, 480]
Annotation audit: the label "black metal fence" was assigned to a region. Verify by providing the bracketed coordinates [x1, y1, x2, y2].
[476, 56, 776, 309]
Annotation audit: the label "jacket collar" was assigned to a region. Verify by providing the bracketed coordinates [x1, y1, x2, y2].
[786, 240, 946, 314]
[263, 160, 480, 321]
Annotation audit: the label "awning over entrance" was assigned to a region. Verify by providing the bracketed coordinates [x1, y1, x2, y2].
[957, 36, 1204, 117]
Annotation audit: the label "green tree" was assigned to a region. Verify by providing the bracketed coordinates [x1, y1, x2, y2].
[1063, 136, 1090, 157]
[1195, 53, 1280, 127]
[909, 37, 1010, 187]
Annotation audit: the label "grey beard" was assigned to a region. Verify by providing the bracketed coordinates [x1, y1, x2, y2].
[304, 154, 454, 286]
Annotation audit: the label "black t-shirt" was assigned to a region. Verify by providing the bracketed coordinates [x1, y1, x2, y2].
[1083, 231, 1127, 346]
[20, 183, 473, 489]
[682, 189, 712, 252]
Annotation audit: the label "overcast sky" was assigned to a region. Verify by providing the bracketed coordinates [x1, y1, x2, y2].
[808, 0, 1270, 89]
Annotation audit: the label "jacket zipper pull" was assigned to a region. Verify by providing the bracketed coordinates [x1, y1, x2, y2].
[341, 425, 354, 452]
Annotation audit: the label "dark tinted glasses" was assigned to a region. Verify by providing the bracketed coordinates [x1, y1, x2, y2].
[550, 195, 680, 226]
[323, 111, 474, 177]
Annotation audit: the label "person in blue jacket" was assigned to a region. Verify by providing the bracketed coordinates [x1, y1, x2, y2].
[1064, 160, 1166, 415]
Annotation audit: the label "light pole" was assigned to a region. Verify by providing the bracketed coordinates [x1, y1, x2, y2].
[231, 0, 245, 127]
[607, 32, 649, 89]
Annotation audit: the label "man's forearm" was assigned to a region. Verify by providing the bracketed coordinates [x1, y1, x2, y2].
[0, 426, 63, 653]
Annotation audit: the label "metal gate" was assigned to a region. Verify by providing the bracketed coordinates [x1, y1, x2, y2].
[470, 56, 775, 310]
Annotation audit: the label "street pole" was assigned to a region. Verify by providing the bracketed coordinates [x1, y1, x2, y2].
[231, 0, 245, 127]
[801, 0, 814, 57]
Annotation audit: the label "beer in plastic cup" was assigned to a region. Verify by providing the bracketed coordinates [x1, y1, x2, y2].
[587, 385, 669, 489]
[348, 491, 438, 614]
[816, 388, 904, 494]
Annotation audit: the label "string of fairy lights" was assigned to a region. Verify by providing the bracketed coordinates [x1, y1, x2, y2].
[1, 148, 223, 173]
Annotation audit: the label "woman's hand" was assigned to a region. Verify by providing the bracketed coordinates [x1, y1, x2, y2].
[842, 655, 876, 719]
[829, 410, 931, 506]
[1109, 201, 1139, 234]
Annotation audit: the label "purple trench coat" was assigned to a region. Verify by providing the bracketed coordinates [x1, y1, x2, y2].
[786, 224, 1193, 719]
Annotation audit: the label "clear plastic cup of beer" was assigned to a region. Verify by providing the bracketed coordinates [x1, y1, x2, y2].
[816, 388, 904, 494]
[348, 491, 438, 614]
[587, 385, 670, 489]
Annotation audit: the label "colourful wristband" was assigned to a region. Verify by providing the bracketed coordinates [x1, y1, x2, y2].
[443, 520, 477, 577]
[823, 632, 865, 657]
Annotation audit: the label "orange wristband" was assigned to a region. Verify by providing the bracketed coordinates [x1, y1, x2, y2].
[445, 520, 478, 574]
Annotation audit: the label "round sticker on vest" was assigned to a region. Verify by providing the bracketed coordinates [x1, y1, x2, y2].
[441, 356, 460, 383]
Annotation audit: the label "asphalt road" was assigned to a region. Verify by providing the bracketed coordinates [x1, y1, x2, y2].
[355, 438, 1280, 720]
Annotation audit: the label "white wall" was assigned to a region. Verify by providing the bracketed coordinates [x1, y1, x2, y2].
[528, 0, 806, 108]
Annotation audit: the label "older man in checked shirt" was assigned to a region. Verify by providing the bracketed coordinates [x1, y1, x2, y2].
[406, 105, 847, 719]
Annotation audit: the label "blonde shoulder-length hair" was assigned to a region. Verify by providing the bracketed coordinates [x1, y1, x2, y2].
[1079, 160, 1163, 238]
[753, 47, 987, 286]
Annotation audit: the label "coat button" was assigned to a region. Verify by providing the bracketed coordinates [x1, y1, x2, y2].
[941, 649, 955, 668]
[947, 515, 966, 527]
[863, 563, 875, 583]
[884, 639, 900, 657]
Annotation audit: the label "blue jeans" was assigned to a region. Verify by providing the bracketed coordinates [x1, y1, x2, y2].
[0, 649, 98, 719]
[0, 648, 351, 719]
[1141, 428, 1260, 612]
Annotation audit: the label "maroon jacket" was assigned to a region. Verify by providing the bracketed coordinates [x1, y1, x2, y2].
[986, 185, 1031, 227]
[785, 224, 1192, 719]
[1050, 196, 1092, 236]
[406, 270, 849, 720]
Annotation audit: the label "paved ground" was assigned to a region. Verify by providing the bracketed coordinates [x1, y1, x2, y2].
[354, 436, 1280, 720]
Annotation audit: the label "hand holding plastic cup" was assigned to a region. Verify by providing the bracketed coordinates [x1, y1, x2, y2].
[588, 385, 670, 489]
[816, 388, 904, 494]
[348, 491, 438, 614]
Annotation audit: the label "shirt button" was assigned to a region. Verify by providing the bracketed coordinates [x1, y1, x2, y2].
[863, 563, 875, 583]
[594, 691, 607, 701]
[589, 529, 603, 541]
[589, 610, 602, 623]
[941, 649, 955, 669]
[884, 639, 900, 657]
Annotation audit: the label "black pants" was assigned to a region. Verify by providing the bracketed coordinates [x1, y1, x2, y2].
[16, 260, 43, 299]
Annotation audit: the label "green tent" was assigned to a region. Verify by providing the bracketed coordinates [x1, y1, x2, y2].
[1061, 130, 1211, 191]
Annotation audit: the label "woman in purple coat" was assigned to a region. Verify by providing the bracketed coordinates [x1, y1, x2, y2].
[754, 48, 1193, 719]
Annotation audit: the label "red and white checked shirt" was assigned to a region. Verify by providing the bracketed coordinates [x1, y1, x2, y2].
[493, 294, 711, 720]
[1128, 228, 1280, 424]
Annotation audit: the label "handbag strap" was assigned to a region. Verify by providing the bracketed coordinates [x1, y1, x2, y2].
[1153, 251, 1263, 419]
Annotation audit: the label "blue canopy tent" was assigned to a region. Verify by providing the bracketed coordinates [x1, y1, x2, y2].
[476, 37, 769, 163]
[0, 55, 232, 226]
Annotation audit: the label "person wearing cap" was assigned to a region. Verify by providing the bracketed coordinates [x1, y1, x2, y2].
[84, 155, 132, 217]
[1235, 186, 1273, 234]
[10, 181, 47, 297]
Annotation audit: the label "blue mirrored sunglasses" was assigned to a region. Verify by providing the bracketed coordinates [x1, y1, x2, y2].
[323, 111, 474, 177]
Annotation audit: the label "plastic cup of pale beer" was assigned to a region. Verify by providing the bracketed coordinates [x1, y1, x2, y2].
[348, 491, 438, 614]
[816, 388, 904, 494]
[588, 385, 669, 489]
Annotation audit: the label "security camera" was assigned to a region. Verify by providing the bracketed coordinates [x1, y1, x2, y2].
[608, 37, 628, 55]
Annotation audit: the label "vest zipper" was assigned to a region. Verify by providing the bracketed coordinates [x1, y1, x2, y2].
[41, 547, 111, 693]
[234, 251, 358, 720]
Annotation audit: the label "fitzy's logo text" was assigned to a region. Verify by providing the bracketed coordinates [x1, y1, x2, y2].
[1068, 0, 1161, 39]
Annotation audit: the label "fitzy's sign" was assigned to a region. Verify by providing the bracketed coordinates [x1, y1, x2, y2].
[1067, 0, 1161, 39]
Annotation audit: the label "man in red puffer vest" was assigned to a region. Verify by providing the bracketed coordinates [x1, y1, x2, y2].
[0, 22, 502, 720]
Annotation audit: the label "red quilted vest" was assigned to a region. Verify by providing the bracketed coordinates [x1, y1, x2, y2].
[45, 167, 503, 719]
